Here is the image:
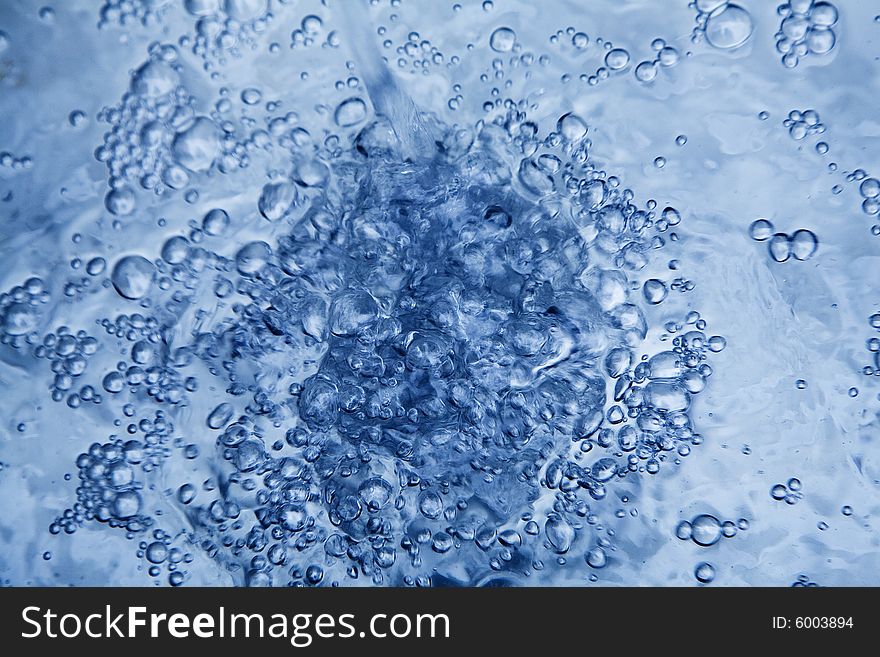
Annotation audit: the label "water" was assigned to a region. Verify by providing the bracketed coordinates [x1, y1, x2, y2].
[0, 0, 878, 587]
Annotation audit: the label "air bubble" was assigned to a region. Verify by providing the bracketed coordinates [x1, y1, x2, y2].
[694, 561, 715, 583]
[749, 219, 774, 241]
[111, 256, 154, 300]
[571, 32, 589, 49]
[790, 229, 818, 261]
[704, 4, 754, 49]
[489, 27, 516, 53]
[334, 97, 368, 127]
[556, 112, 588, 141]
[643, 279, 668, 305]
[634, 60, 657, 82]
[768, 233, 792, 263]
[105, 186, 136, 216]
[604, 48, 630, 71]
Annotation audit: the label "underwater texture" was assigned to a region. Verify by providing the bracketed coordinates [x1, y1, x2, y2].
[0, 0, 879, 587]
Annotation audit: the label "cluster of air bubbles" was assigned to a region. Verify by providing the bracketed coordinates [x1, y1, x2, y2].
[792, 573, 820, 587]
[380, 27, 452, 75]
[676, 513, 747, 546]
[565, 34, 680, 88]
[101, 342, 182, 402]
[691, 1, 754, 50]
[51, 439, 151, 537]
[783, 109, 826, 141]
[0, 277, 49, 346]
[97, 324, 194, 407]
[98, 0, 172, 29]
[98, 312, 161, 342]
[567, 36, 623, 87]
[669, 277, 696, 295]
[51, 424, 188, 588]
[97, 50, 184, 200]
[633, 38, 681, 84]
[0, 150, 34, 175]
[51, 101, 727, 584]
[175, 0, 275, 67]
[95, 43, 246, 212]
[775, 1, 838, 68]
[6, 2, 742, 585]
[748, 220, 818, 263]
[32, 328, 101, 407]
[291, 14, 326, 49]
[864, 314, 880, 376]
[138, 529, 192, 586]
[771, 477, 803, 504]
[858, 176, 879, 217]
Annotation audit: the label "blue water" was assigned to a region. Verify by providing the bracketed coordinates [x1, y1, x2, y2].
[0, 0, 878, 587]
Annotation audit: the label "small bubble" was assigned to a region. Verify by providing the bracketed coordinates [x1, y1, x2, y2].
[694, 562, 715, 583]
[749, 219, 774, 241]
[658, 46, 679, 67]
[489, 27, 516, 53]
[768, 233, 792, 263]
[707, 335, 726, 352]
[790, 229, 818, 261]
[104, 186, 136, 216]
[643, 279, 668, 304]
[557, 113, 588, 141]
[704, 4, 754, 49]
[675, 520, 693, 540]
[634, 60, 658, 82]
[241, 88, 262, 105]
[586, 547, 607, 568]
[604, 48, 630, 70]
[690, 514, 722, 546]
[860, 178, 880, 199]
[334, 97, 367, 127]
[111, 255, 154, 300]
[68, 110, 87, 127]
